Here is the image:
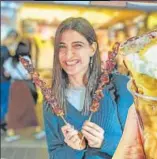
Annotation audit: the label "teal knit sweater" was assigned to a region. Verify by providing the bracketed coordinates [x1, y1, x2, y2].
[43, 74, 133, 159]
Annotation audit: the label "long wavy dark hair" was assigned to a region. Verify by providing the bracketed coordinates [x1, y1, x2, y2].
[52, 17, 101, 115]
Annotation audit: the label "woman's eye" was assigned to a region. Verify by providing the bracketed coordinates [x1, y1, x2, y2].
[59, 45, 66, 49]
[59, 45, 67, 53]
[59, 45, 66, 55]
[73, 44, 82, 49]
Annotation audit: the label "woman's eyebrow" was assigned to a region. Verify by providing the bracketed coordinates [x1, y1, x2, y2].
[72, 41, 85, 45]
[59, 42, 66, 45]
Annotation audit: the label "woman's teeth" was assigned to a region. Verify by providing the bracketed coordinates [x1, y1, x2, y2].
[66, 60, 79, 66]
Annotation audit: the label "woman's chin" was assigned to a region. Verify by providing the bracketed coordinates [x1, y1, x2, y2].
[64, 68, 82, 76]
[63, 65, 88, 77]
[65, 70, 79, 76]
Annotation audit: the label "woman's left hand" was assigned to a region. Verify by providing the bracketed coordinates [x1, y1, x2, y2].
[82, 121, 104, 148]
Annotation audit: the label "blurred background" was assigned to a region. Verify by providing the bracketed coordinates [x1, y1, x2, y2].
[1, 1, 157, 159]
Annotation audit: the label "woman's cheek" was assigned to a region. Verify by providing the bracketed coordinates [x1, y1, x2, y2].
[59, 54, 65, 64]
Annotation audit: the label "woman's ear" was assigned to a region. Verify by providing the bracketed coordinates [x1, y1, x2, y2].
[90, 42, 97, 57]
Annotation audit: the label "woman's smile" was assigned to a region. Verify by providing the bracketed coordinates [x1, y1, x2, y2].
[65, 59, 80, 67]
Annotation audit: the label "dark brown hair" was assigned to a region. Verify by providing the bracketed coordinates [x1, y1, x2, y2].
[52, 17, 101, 115]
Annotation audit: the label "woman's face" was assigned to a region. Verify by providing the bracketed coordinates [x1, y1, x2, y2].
[58, 30, 95, 77]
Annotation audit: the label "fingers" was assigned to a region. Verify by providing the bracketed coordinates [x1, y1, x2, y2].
[64, 134, 80, 144]
[82, 121, 104, 146]
[66, 130, 78, 140]
[71, 136, 80, 143]
[82, 129, 103, 148]
[82, 125, 103, 139]
[61, 124, 74, 137]
[63, 130, 81, 150]
[83, 121, 104, 133]
[62, 122, 105, 149]
[62, 124, 81, 146]
[82, 121, 104, 141]
[82, 129, 100, 142]
[61, 124, 71, 132]
[88, 139, 98, 147]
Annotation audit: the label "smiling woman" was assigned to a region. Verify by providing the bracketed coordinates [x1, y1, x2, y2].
[43, 17, 134, 159]
[59, 30, 96, 81]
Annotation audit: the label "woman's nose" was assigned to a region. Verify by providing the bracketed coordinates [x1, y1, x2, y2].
[66, 48, 74, 60]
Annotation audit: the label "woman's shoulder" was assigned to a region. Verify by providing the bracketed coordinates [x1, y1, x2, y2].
[111, 73, 130, 93]
[111, 73, 130, 85]
[110, 73, 133, 103]
[102, 73, 131, 101]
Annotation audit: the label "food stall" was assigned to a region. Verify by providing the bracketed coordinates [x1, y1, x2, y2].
[16, 2, 146, 75]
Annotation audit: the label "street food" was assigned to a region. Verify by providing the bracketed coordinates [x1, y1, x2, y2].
[120, 30, 157, 159]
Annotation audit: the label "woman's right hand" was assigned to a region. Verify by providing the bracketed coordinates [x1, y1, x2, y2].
[112, 105, 145, 159]
[61, 124, 86, 150]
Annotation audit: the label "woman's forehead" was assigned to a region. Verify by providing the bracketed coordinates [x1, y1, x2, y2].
[59, 30, 88, 44]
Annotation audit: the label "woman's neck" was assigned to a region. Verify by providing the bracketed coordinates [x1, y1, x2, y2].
[68, 74, 85, 88]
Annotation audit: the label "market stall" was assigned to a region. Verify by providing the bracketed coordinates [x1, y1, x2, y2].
[16, 2, 146, 76]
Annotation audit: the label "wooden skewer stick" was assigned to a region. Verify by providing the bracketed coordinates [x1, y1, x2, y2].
[19, 41, 120, 150]
[60, 115, 68, 125]
[79, 112, 93, 146]
[19, 56, 70, 126]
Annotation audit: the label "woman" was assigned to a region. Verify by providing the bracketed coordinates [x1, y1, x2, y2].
[43, 17, 134, 159]
[3, 41, 45, 142]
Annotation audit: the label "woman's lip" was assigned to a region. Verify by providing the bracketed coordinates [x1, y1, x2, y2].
[65, 60, 80, 66]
